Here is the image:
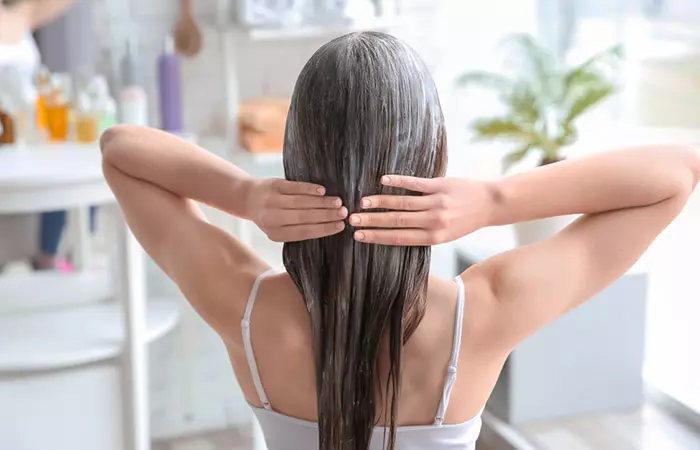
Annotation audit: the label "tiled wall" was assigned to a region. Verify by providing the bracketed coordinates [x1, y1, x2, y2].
[94, 0, 444, 136]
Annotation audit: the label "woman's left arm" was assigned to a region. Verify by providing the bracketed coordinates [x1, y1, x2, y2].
[100, 125, 346, 337]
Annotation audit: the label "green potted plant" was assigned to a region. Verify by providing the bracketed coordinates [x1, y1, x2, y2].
[457, 33, 624, 244]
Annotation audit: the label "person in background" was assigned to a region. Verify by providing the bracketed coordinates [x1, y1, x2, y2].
[0, 0, 81, 271]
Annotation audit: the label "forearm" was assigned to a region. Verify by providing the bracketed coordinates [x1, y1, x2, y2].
[486, 145, 700, 226]
[20, 0, 79, 30]
[100, 125, 253, 218]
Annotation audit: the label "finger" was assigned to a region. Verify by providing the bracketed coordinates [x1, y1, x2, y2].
[278, 207, 348, 225]
[353, 229, 444, 246]
[349, 211, 435, 229]
[270, 195, 342, 209]
[360, 195, 432, 211]
[276, 179, 327, 196]
[280, 221, 345, 242]
[381, 175, 440, 194]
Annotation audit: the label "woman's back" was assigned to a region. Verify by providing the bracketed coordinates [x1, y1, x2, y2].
[226, 271, 489, 450]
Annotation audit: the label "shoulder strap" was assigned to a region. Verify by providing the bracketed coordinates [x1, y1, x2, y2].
[434, 275, 466, 425]
[241, 268, 278, 410]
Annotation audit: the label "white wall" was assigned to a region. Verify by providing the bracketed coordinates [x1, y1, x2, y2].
[93, 0, 444, 136]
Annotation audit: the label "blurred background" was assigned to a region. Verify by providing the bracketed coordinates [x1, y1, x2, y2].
[0, 0, 699, 449]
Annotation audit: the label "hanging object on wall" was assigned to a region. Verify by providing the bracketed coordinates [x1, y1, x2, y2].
[174, 0, 203, 57]
[235, 0, 309, 27]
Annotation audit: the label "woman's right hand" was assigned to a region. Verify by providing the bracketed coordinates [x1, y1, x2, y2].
[245, 178, 348, 243]
[349, 175, 495, 246]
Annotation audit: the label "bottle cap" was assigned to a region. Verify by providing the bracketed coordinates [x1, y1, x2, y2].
[164, 34, 175, 54]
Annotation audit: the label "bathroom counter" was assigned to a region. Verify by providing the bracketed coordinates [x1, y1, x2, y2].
[0, 143, 110, 213]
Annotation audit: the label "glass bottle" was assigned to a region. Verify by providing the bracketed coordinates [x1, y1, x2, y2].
[0, 98, 16, 145]
[75, 92, 99, 143]
[35, 66, 52, 134]
[46, 75, 72, 141]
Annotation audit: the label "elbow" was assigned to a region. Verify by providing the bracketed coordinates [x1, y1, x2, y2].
[687, 146, 700, 187]
[99, 125, 131, 156]
[676, 145, 700, 195]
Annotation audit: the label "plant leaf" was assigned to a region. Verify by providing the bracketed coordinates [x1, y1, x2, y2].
[565, 84, 616, 123]
[455, 71, 514, 92]
[502, 144, 533, 171]
[501, 34, 556, 98]
[505, 83, 540, 125]
[470, 117, 532, 141]
[563, 44, 624, 93]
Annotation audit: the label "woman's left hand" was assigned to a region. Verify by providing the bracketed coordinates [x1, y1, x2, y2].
[245, 178, 348, 242]
[348, 175, 493, 246]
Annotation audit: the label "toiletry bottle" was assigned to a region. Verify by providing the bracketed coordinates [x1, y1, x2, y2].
[0, 98, 16, 145]
[158, 34, 183, 133]
[90, 76, 117, 133]
[35, 66, 52, 133]
[75, 92, 99, 143]
[46, 77, 70, 141]
[16, 75, 39, 145]
[118, 38, 149, 126]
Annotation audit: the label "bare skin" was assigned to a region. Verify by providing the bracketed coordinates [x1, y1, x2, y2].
[0, 0, 78, 41]
[101, 125, 700, 426]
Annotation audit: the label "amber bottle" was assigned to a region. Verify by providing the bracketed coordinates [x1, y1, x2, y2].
[0, 101, 16, 145]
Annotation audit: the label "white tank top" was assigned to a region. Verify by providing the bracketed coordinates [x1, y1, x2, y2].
[242, 271, 483, 450]
[0, 33, 40, 80]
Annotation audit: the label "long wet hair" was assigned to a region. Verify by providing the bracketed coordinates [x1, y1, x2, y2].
[282, 32, 447, 450]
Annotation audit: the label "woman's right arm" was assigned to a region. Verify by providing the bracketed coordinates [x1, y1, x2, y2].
[353, 146, 700, 352]
[9, 0, 79, 31]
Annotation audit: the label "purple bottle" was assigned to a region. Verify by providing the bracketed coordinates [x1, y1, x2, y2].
[158, 34, 183, 133]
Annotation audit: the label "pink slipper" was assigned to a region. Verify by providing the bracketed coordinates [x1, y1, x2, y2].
[56, 258, 75, 273]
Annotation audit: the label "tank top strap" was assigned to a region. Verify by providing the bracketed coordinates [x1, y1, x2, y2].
[433, 275, 466, 425]
[241, 268, 278, 410]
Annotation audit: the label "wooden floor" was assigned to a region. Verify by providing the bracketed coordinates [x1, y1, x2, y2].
[517, 404, 700, 450]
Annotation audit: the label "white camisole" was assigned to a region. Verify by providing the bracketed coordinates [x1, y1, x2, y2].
[0, 33, 40, 80]
[242, 270, 483, 450]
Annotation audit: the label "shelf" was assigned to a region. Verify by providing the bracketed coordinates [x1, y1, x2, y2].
[0, 270, 112, 315]
[246, 17, 399, 42]
[0, 299, 180, 372]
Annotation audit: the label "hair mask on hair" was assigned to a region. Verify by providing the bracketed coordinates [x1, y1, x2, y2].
[282, 31, 447, 450]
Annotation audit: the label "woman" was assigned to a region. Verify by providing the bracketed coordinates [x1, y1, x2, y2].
[0, 0, 81, 270]
[101, 33, 699, 450]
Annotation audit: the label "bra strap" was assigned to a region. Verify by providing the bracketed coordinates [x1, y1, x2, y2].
[242, 268, 278, 410]
[434, 275, 466, 425]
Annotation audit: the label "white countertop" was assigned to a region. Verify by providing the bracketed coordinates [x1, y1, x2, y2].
[0, 143, 102, 188]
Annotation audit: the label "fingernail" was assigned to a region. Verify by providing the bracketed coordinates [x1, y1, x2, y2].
[333, 198, 342, 207]
[316, 187, 325, 194]
[361, 198, 371, 208]
[338, 207, 348, 218]
[355, 231, 365, 241]
[349, 215, 360, 225]
[381, 176, 391, 184]
[336, 222, 345, 231]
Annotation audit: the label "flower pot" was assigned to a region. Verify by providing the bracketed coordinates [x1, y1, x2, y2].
[513, 215, 576, 246]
